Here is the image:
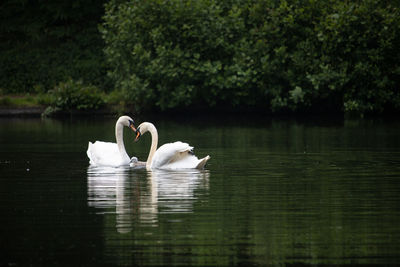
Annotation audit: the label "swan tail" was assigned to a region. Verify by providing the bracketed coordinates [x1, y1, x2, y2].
[196, 155, 210, 169]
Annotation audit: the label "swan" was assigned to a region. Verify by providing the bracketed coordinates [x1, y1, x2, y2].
[87, 115, 145, 167]
[134, 122, 210, 170]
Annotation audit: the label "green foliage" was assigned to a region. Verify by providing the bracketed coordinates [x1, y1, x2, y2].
[102, 0, 400, 114]
[313, 0, 400, 114]
[101, 0, 261, 111]
[2, 0, 399, 115]
[0, 94, 48, 107]
[43, 79, 105, 116]
[0, 0, 109, 94]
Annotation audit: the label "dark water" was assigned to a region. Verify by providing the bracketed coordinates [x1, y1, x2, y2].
[1, 116, 400, 266]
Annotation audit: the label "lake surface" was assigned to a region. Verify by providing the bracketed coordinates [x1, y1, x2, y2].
[1, 116, 400, 266]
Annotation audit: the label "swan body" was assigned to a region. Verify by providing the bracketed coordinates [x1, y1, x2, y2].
[87, 116, 144, 167]
[135, 122, 210, 170]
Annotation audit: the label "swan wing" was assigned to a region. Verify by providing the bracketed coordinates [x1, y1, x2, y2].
[87, 141, 124, 166]
[151, 141, 191, 168]
[151, 141, 210, 169]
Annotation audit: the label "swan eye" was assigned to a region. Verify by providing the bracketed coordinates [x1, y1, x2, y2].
[128, 119, 134, 126]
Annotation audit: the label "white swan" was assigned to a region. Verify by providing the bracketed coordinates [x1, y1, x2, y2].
[87, 116, 144, 167]
[134, 122, 210, 170]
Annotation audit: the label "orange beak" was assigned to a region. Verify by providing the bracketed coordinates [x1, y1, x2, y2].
[134, 128, 141, 142]
[129, 124, 137, 132]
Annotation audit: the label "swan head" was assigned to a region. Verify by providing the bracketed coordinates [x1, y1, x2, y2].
[118, 115, 137, 132]
[128, 119, 136, 132]
[135, 122, 158, 141]
[133, 122, 156, 142]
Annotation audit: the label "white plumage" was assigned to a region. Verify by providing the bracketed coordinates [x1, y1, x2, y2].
[87, 141, 126, 167]
[86, 116, 141, 167]
[134, 122, 210, 170]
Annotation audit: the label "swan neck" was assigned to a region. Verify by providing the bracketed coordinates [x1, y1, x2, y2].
[116, 120, 129, 163]
[145, 123, 158, 168]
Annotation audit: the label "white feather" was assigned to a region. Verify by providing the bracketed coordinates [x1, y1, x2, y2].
[136, 122, 210, 170]
[87, 141, 128, 167]
[151, 141, 199, 169]
[86, 116, 138, 167]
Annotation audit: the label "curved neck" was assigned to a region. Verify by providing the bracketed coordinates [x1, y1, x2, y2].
[141, 122, 158, 168]
[115, 119, 130, 163]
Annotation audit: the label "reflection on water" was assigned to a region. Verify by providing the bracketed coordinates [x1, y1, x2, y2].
[150, 169, 209, 214]
[2, 117, 400, 266]
[87, 166, 209, 232]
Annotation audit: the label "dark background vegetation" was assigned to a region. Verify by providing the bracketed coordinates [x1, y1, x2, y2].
[1, 0, 399, 115]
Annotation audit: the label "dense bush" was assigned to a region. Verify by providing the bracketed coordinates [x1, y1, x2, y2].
[102, 0, 400, 114]
[43, 79, 105, 116]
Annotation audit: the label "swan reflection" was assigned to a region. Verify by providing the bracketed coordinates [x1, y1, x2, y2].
[149, 169, 209, 213]
[87, 166, 209, 232]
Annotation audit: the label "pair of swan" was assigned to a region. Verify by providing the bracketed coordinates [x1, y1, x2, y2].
[86, 116, 210, 170]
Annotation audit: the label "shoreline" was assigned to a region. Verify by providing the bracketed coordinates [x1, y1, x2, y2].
[0, 106, 399, 121]
[0, 107, 117, 117]
[0, 107, 45, 117]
